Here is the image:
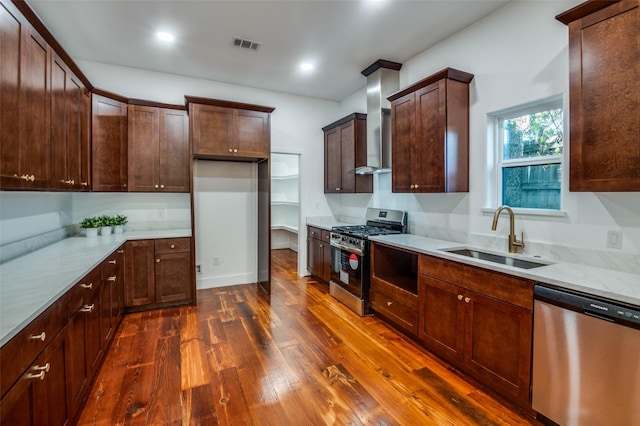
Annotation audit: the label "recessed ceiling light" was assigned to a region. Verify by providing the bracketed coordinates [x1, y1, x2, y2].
[300, 63, 314, 71]
[156, 31, 175, 42]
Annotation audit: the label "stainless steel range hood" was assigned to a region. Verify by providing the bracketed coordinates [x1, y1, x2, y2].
[356, 60, 402, 175]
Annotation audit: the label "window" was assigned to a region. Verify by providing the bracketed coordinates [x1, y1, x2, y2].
[493, 98, 564, 210]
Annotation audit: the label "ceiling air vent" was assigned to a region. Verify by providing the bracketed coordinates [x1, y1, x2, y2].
[232, 37, 261, 51]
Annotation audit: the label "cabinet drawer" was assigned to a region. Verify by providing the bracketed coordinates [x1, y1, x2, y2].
[419, 255, 534, 310]
[370, 276, 418, 309]
[0, 295, 68, 398]
[155, 238, 190, 254]
[307, 226, 322, 240]
[321, 229, 331, 242]
[68, 267, 101, 313]
[370, 290, 418, 336]
[102, 245, 125, 276]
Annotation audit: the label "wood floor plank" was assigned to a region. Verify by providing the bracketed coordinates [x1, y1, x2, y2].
[77, 249, 540, 425]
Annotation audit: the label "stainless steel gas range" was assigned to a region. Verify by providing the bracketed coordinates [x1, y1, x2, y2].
[329, 208, 407, 316]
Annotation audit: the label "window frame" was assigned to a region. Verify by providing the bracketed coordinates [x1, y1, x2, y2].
[490, 96, 565, 212]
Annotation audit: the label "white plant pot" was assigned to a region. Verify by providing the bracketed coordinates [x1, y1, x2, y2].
[85, 228, 98, 238]
[113, 225, 124, 234]
[100, 226, 112, 236]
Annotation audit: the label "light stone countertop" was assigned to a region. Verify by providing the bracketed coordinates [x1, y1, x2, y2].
[305, 217, 360, 231]
[370, 234, 640, 308]
[0, 229, 191, 346]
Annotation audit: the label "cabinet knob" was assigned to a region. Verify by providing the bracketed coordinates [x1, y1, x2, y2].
[457, 294, 463, 301]
[123, 183, 127, 188]
[156, 259, 160, 263]
[414, 184, 419, 189]
[233, 148, 238, 153]
[107, 276, 117, 282]
[80, 283, 93, 289]
[464, 297, 471, 304]
[160, 184, 165, 189]
[80, 304, 95, 313]
[228, 148, 233, 153]
[155, 184, 159, 188]
[387, 301, 393, 307]
[70, 179, 75, 185]
[410, 184, 415, 189]
[29, 331, 46, 342]
[170, 244, 175, 249]
[319, 244, 323, 248]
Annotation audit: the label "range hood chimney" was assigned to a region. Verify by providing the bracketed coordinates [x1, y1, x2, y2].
[356, 60, 402, 175]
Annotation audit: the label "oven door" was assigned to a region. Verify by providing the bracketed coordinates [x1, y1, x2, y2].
[330, 243, 363, 298]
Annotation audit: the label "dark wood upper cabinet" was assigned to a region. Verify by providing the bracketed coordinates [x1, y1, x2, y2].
[557, 0, 639, 191]
[187, 96, 274, 161]
[0, 1, 50, 190]
[388, 68, 473, 193]
[322, 113, 372, 194]
[50, 53, 89, 191]
[92, 92, 128, 192]
[128, 103, 189, 192]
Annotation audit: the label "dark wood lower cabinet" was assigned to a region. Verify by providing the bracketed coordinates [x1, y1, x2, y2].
[307, 226, 330, 282]
[125, 237, 193, 310]
[418, 255, 534, 409]
[1, 326, 68, 426]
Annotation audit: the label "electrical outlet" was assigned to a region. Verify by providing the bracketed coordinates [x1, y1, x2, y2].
[213, 256, 220, 266]
[607, 230, 622, 249]
[196, 264, 201, 273]
[157, 209, 165, 219]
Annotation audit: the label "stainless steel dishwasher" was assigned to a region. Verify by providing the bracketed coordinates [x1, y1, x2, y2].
[532, 285, 640, 426]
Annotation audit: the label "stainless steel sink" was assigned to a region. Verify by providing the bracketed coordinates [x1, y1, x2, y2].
[442, 248, 550, 269]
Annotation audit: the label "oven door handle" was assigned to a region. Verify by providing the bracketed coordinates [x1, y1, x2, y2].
[330, 241, 364, 256]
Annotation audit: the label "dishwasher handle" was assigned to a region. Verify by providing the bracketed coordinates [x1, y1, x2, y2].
[534, 284, 640, 328]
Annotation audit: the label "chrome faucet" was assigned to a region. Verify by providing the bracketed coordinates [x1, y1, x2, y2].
[491, 206, 525, 253]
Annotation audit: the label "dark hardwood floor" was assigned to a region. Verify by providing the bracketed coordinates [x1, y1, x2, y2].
[78, 249, 538, 425]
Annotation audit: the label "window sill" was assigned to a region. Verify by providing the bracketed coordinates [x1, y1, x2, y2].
[481, 207, 568, 218]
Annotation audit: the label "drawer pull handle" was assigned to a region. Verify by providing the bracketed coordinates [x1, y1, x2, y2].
[387, 301, 392, 306]
[30, 332, 46, 342]
[81, 182, 89, 186]
[117, 250, 125, 254]
[80, 283, 93, 289]
[335, 187, 341, 191]
[80, 304, 95, 313]
[107, 276, 117, 282]
[457, 294, 463, 301]
[170, 244, 175, 249]
[109, 260, 117, 264]
[464, 297, 471, 304]
[25, 363, 50, 380]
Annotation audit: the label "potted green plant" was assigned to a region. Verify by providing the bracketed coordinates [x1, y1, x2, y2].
[98, 214, 114, 236]
[80, 217, 101, 237]
[112, 214, 128, 234]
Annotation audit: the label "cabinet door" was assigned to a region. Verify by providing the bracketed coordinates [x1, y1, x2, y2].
[80, 89, 91, 190]
[92, 94, 128, 191]
[463, 290, 532, 406]
[128, 105, 160, 192]
[391, 92, 415, 192]
[307, 236, 322, 278]
[324, 126, 342, 193]
[568, 1, 640, 191]
[1, 330, 69, 426]
[99, 276, 113, 347]
[320, 231, 332, 282]
[51, 54, 84, 191]
[414, 81, 446, 192]
[85, 287, 102, 379]
[125, 240, 156, 307]
[0, 1, 22, 188]
[66, 308, 87, 421]
[236, 109, 270, 158]
[155, 251, 192, 303]
[191, 103, 234, 157]
[419, 275, 465, 365]
[159, 108, 190, 192]
[339, 121, 356, 193]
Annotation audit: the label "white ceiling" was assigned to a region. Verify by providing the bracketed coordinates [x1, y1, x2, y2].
[27, 0, 510, 101]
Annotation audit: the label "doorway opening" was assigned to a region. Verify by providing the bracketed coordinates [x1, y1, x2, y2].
[270, 152, 300, 273]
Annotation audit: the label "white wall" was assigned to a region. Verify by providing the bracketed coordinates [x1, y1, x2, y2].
[336, 0, 640, 271]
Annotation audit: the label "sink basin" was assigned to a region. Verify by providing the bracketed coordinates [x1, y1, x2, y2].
[442, 248, 550, 269]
